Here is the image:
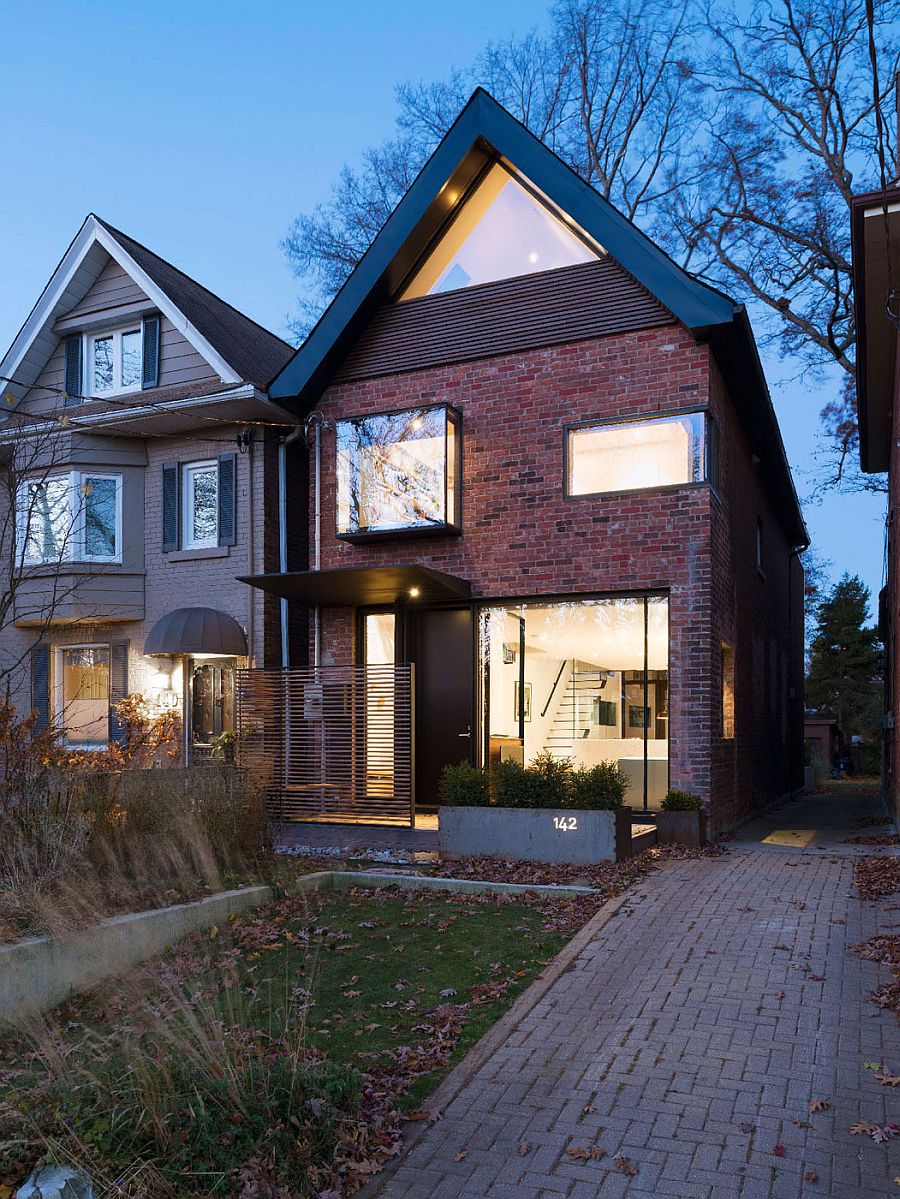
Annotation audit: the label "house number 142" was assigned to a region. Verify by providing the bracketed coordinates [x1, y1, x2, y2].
[553, 815, 578, 832]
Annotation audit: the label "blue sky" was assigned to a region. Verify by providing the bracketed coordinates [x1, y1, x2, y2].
[0, 0, 885, 611]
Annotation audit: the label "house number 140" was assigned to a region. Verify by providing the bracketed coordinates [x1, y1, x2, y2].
[553, 815, 578, 832]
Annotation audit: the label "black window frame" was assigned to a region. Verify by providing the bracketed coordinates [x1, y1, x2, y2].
[563, 406, 715, 501]
[335, 402, 462, 543]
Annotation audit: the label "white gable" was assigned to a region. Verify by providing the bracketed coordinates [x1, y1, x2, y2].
[0, 215, 240, 407]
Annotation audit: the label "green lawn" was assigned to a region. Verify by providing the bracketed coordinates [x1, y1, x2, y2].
[1, 885, 580, 1197]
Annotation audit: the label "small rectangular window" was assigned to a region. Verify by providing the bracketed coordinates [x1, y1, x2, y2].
[336, 405, 461, 538]
[183, 460, 219, 549]
[722, 644, 735, 740]
[88, 327, 143, 397]
[567, 411, 708, 497]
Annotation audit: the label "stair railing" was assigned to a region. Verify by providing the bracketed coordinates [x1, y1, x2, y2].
[540, 659, 569, 719]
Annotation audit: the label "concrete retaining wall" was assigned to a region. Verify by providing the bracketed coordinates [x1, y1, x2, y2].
[438, 806, 633, 864]
[0, 870, 599, 1024]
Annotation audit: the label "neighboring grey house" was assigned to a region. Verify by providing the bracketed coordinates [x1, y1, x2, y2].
[0, 214, 299, 760]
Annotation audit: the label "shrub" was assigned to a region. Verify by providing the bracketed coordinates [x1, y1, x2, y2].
[494, 752, 572, 808]
[438, 761, 490, 806]
[661, 790, 703, 811]
[567, 762, 629, 810]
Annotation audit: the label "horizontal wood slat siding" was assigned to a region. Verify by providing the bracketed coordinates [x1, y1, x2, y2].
[334, 259, 675, 383]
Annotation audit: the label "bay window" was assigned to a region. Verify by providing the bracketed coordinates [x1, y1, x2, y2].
[18, 472, 122, 565]
[336, 405, 461, 538]
[567, 411, 710, 498]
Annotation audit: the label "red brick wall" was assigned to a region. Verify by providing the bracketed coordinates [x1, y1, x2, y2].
[305, 324, 799, 829]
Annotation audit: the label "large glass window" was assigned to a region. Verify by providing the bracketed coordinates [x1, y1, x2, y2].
[401, 164, 599, 299]
[58, 645, 110, 746]
[191, 659, 235, 746]
[18, 472, 121, 565]
[89, 328, 142, 396]
[479, 596, 669, 810]
[567, 412, 708, 497]
[182, 460, 218, 550]
[336, 406, 460, 538]
[364, 612, 397, 797]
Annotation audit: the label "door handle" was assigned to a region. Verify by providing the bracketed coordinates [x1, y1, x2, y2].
[458, 725, 471, 739]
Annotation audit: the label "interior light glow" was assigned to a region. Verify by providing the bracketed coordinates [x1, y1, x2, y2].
[528, 251, 539, 263]
[409, 587, 421, 599]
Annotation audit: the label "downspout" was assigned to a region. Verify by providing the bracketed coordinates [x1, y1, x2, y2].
[246, 432, 255, 664]
[302, 411, 329, 667]
[278, 424, 304, 668]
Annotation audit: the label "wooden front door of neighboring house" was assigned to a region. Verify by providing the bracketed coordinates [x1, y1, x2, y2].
[413, 606, 475, 809]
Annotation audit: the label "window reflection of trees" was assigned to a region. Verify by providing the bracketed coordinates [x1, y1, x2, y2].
[339, 409, 446, 533]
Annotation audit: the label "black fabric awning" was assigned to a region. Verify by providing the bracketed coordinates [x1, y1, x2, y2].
[240, 564, 471, 606]
[144, 607, 248, 656]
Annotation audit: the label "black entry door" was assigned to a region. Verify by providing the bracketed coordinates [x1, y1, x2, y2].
[414, 607, 474, 808]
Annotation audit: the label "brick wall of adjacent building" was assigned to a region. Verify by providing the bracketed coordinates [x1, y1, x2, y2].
[304, 323, 802, 829]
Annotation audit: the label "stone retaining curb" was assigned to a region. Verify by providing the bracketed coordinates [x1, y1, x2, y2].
[358, 887, 635, 1198]
[0, 870, 599, 1023]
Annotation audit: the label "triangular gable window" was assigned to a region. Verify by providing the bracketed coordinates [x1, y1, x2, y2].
[401, 163, 600, 300]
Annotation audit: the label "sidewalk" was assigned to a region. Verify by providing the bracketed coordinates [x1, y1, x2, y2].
[372, 835, 899, 1197]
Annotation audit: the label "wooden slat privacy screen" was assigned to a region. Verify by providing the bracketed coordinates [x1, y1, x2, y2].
[236, 665, 415, 825]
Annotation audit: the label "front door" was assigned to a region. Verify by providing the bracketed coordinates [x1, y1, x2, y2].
[414, 607, 474, 807]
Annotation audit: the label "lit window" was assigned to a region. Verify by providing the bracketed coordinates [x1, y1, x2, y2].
[58, 645, 110, 746]
[88, 328, 142, 396]
[17, 472, 121, 564]
[336, 406, 461, 538]
[401, 163, 599, 300]
[722, 644, 735, 739]
[567, 412, 709, 497]
[182, 460, 218, 549]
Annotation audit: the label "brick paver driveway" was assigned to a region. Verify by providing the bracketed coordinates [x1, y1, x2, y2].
[373, 801, 899, 1198]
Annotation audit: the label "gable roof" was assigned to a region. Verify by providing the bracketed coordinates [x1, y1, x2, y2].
[268, 88, 806, 547]
[0, 214, 293, 405]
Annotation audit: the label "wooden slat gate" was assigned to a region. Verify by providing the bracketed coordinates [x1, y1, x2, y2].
[236, 665, 415, 825]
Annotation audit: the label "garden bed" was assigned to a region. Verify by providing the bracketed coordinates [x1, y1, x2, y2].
[0, 884, 594, 1197]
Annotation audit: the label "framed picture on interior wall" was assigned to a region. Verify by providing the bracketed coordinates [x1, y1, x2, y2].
[514, 681, 532, 722]
[502, 642, 517, 665]
[628, 704, 650, 729]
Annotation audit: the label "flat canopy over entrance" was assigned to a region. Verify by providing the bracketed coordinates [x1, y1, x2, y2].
[240, 564, 471, 606]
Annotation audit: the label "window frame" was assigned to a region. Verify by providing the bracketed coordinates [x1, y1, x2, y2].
[335, 403, 462, 542]
[17, 470, 123, 566]
[563, 407, 714, 501]
[55, 641, 111, 750]
[86, 327, 143, 398]
[182, 459, 219, 551]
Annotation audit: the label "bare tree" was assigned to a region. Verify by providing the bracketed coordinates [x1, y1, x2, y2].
[669, 0, 899, 491]
[283, 0, 695, 334]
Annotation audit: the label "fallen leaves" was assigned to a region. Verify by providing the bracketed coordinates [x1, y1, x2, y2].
[567, 1144, 606, 1162]
[850, 1120, 899, 1142]
[808, 1098, 831, 1114]
[855, 856, 900, 902]
[453, 1150, 468, 1162]
[875, 1071, 900, 1087]
[613, 1154, 638, 1175]
[773, 1144, 786, 1157]
[516, 1140, 532, 1156]
[804, 1171, 818, 1183]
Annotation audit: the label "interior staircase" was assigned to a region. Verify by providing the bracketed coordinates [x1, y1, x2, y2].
[543, 667, 609, 759]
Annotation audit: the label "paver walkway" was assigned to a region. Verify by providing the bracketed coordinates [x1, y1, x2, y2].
[373, 805, 899, 1197]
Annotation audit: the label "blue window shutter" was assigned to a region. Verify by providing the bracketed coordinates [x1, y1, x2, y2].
[31, 643, 50, 733]
[162, 462, 179, 552]
[108, 640, 129, 747]
[64, 335, 82, 404]
[142, 315, 160, 389]
[218, 454, 237, 547]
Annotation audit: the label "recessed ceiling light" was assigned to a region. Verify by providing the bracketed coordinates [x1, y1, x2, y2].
[528, 251, 539, 264]
[409, 587, 421, 599]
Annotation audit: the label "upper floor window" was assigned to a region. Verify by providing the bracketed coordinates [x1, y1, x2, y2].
[336, 405, 461, 539]
[89, 328, 142, 396]
[18, 471, 122, 565]
[182, 460, 219, 550]
[566, 411, 710, 498]
[400, 163, 599, 300]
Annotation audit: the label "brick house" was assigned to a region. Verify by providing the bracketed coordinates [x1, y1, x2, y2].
[0, 215, 299, 761]
[852, 183, 900, 820]
[250, 91, 807, 834]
